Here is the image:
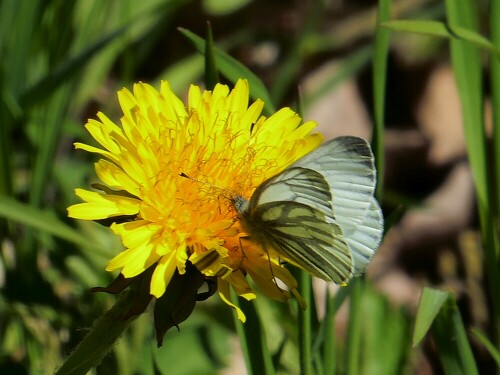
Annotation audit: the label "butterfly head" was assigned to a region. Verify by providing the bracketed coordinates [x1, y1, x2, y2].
[231, 195, 249, 215]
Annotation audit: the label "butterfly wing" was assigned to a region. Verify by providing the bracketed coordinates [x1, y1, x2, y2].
[239, 167, 353, 283]
[292, 136, 383, 274]
[253, 167, 336, 223]
[345, 198, 384, 275]
[292, 136, 376, 230]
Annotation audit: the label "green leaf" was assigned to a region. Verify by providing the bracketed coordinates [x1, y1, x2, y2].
[382, 20, 500, 56]
[372, 0, 391, 200]
[412, 287, 448, 346]
[445, 0, 500, 356]
[178, 27, 276, 115]
[55, 291, 135, 375]
[345, 277, 363, 375]
[492, 0, 500, 221]
[203, 0, 252, 15]
[432, 296, 479, 375]
[0, 194, 106, 254]
[320, 289, 336, 375]
[471, 328, 500, 366]
[413, 288, 478, 375]
[382, 20, 451, 38]
[1, 0, 41, 96]
[360, 288, 411, 375]
[489, 0, 500, 353]
[298, 270, 313, 375]
[19, 25, 129, 109]
[231, 293, 276, 375]
[204, 22, 220, 90]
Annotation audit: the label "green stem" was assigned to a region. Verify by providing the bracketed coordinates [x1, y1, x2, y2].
[489, 0, 500, 352]
[298, 271, 313, 375]
[231, 291, 275, 375]
[56, 291, 136, 375]
[322, 289, 336, 375]
[372, 0, 391, 200]
[346, 278, 363, 375]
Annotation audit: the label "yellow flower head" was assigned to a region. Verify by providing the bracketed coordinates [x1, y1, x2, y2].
[68, 79, 323, 320]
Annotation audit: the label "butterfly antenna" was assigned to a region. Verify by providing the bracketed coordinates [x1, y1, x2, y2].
[180, 172, 230, 194]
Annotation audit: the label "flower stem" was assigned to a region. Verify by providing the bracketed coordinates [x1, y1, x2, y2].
[298, 270, 313, 375]
[56, 291, 136, 375]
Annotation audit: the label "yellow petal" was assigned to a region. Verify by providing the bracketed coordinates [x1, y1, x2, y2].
[218, 279, 246, 322]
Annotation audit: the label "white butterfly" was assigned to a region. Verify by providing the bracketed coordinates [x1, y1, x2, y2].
[233, 136, 383, 284]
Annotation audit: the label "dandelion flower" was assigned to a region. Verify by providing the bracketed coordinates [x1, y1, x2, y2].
[68, 79, 323, 326]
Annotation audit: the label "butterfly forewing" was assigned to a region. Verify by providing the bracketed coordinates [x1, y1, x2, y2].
[253, 167, 337, 225]
[292, 136, 377, 233]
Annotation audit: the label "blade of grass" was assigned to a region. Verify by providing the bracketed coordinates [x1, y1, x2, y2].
[231, 292, 275, 375]
[313, 284, 352, 374]
[490, 0, 500, 351]
[445, 0, 500, 352]
[298, 271, 313, 375]
[471, 328, 500, 366]
[372, 0, 391, 200]
[412, 287, 448, 346]
[321, 289, 336, 375]
[19, 24, 130, 109]
[414, 288, 478, 374]
[445, 0, 485, 218]
[3, 0, 41, 96]
[204, 22, 219, 90]
[345, 277, 363, 375]
[0, 0, 21, 51]
[432, 294, 479, 375]
[361, 288, 411, 375]
[178, 27, 276, 115]
[0, 194, 108, 255]
[492, 0, 500, 221]
[382, 20, 500, 55]
[29, 86, 73, 208]
[0, 89, 13, 198]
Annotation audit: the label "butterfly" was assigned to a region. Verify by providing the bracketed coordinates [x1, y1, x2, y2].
[232, 136, 383, 284]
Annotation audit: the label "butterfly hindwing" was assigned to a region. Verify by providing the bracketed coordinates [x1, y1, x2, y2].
[257, 201, 353, 283]
[239, 167, 354, 283]
[253, 167, 336, 223]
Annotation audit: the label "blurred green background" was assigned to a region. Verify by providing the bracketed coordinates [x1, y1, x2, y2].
[0, 0, 498, 374]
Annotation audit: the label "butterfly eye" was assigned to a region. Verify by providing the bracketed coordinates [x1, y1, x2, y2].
[232, 195, 249, 214]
